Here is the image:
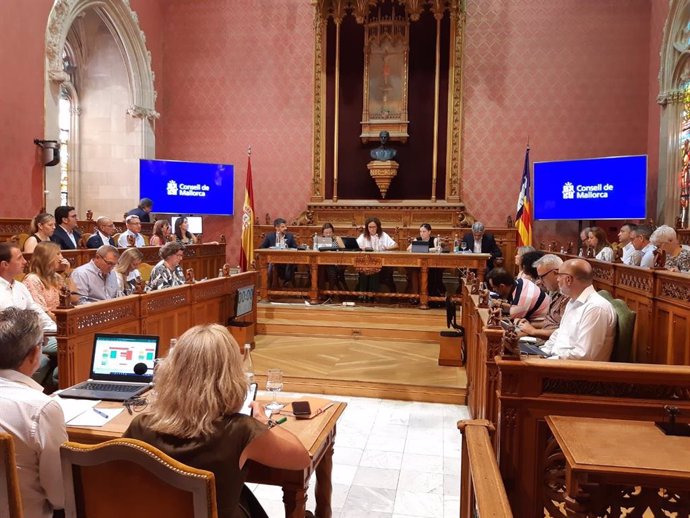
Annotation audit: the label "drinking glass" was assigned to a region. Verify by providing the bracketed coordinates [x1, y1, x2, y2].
[265, 369, 285, 412]
[460, 241, 468, 253]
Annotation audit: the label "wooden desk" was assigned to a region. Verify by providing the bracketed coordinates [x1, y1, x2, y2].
[255, 249, 490, 309]
[546, 415, 690, 518]
[67, 397, 346, 518]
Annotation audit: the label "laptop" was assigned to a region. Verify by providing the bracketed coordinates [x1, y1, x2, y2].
[518, 338, 550, 357]
[411, 240, 431, 253]
[339, 237, 361, 251]
[59, 333, 159, 401]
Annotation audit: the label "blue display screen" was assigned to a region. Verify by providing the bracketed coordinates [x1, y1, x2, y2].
[139, 159, 234, 216]
[533, 155, 647, 221]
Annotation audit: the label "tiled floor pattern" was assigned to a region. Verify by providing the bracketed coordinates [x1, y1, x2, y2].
[249, 392, 471, 518]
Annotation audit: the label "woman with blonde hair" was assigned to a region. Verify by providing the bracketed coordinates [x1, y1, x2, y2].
[114, 248, 144, 295]
[650, 225, 690, 272]
[149, 219, 172, 246]
[22, 241, 74, 318]
[587, 226, 614, 262]
[124, 324, 309, 518]
[23, 213, 56, 253]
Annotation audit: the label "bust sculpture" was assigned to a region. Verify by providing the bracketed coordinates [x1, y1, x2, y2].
[370, 131, 397, 161]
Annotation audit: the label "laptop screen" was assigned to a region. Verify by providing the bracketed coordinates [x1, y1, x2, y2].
[91, 334, 159, 382]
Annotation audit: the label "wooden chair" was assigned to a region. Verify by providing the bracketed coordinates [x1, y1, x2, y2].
[0, 433, 23, 518]
[598, 290, 636, 362]
[112, 233, 121, 246]
[9, 233, 29, 250]
[79, 232, 92, 248]
[138, 262, 153, 282]
[60, 438, 218, 518]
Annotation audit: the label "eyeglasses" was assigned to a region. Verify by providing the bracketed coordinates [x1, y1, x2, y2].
[538, 268, 557, 280]
[123, 396, 148, 415]
[98, 256, 118, 266]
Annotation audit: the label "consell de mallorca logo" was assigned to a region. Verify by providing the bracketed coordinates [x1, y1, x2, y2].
[562, 181, 614, 200]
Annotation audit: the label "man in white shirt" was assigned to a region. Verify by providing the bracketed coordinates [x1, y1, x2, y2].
[541, 258, 616, 361]
[0, 243, 57, 384]
[618, 223, 637, 265]
[0, 308, 67, 518]
[629, 225, 656, 268]
[117, 215, 145, 247]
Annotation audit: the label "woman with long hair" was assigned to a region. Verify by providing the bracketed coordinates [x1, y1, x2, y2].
[149, 219, 172, 246]
[114, 248, 144, 295]
[22, 241, 74, 318]
[356, 217, 397, 296]
[124, 324, 309, 518]
[23, 213, 56, 253]
[174, 217, 197, 245]
[588, 226, 614, 262]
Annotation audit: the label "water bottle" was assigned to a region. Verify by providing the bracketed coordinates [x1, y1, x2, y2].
[453, 234, 460, 253]
[436, 234, 442, 254]
[243, 344, 255, 384]
[313, 232, 318, 250]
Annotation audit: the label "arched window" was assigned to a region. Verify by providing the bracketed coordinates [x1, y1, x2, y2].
[58, 47, 79, 206]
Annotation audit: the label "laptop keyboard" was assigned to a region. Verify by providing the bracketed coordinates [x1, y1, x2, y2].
[82, 382, 139, 392]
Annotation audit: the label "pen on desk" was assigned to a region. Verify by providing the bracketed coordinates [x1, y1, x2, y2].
[93, 408, 109, 419]
[317, 402, 335, 414]
[268, 416, 287, 428]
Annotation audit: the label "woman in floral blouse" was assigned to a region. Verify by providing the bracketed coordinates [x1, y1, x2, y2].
[650, 225, 690, 272]
[148, 242, 186, 291]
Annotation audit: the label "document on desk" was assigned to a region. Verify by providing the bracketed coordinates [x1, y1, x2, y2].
[53, 396, 123, 426]
[67, 407, 123, 427]
[53, 396, 100, 423]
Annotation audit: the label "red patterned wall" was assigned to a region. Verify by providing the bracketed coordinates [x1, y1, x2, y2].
[461, 0, 652, 242]
[156, 0, 314, 264]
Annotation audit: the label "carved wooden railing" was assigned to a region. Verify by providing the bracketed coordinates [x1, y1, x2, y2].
[458, 420, 513, 518]
[54, 272, 257, 388]
[494, 358, 690, 518]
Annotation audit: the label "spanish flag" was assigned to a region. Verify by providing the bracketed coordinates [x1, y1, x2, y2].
[239, 149, 255, 272]
[515, 147, 532, 247]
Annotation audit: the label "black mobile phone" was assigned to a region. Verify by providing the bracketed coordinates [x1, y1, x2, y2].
[240, 382, 258, 416]
[292, 401, 312, 418]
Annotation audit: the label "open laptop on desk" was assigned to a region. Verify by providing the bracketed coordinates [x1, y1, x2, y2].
[59, 333, 159, 401]
[518, 337, 550, 357]
[411, 240, 431, 253]
[339, 237, 361, 251]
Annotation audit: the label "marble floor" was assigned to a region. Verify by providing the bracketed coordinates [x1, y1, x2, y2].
[250, 391, 471, 518]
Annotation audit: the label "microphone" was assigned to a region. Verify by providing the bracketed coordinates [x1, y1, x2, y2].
[133, 362, 150, 375]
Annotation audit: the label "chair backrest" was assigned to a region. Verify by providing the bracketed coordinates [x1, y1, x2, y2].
[79, 233, 92, 249]
[138, 262, 153, 282]
[0, 433, 23, 518]
[60, 438, 218, 518]
[598, 290, 636, 362]
[9, 234, 29, 250]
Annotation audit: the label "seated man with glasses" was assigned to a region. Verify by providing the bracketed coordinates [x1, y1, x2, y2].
[71, 245, 121, 303]
[486, 266, 550, 324]
[516, 254, 570, 339]
[148, 241, 186, 291]
[540, 258, 616, 361]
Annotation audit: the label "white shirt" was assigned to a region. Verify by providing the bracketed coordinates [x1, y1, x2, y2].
[0, 370, 67, 518]
[0, 277, 56, 332]
[473, 239, 482, 253]
[639, 243, 656, 268]
[357, 232, 396, 251]
[60, 224, 77, 248]
[117, 230, 145, 248]
[97, 230, 112, 245]
[595, 246, 614, 262]
[621, 242, 635, 265]
[542, 285, 617, 361]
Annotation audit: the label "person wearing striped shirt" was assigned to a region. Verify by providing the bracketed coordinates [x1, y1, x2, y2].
[486, 267, 550, 324]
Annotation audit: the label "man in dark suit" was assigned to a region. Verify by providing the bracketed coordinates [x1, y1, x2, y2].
[86, 216, 116, 248]
[126, 198, 153, 223]
[259, 218, 298, 285]
[50, 205, 82, 250]
[462, 221, 502, 271]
